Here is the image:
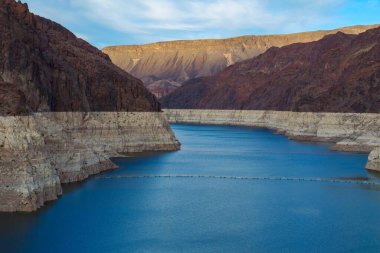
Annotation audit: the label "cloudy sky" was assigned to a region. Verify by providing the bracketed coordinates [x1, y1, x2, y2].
[26, 0, 380, 48]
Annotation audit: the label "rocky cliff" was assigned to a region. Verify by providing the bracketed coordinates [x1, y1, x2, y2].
[0, 1, 179, 212]
[161, 27, 380, 113]
[0, 0, 159, 114]
[103, 25, 379, 97]
[0, 112, 179, 212]
[165, 109, 380, 172]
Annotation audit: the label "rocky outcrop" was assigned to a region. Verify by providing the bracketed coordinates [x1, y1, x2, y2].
[0, 112, 180, 212]
[0, 1, 180, 212]
[367, 148, 380, 172]
[0, 0, 159, 114]
[161, 27, 380, 113]
[103, 25, 379, 97]
[164, 109, 380, 171]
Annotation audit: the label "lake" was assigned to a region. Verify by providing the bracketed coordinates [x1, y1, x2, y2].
[1, 124, 380, 253]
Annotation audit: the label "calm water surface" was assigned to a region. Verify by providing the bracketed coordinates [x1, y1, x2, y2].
[1, 124, 380, 253]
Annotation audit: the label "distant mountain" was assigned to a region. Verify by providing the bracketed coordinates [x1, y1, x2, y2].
[161, 27, 380, 113]
[0, 0, 159, 116]
[103, 25, 379, 98]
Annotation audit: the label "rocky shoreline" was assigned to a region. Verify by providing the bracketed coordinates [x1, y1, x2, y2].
[0, 112, 180, 212]
[164, 109, 380, 172]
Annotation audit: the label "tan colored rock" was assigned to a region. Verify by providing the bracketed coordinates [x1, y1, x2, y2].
[0, 112, 180, 212]
[367, 148, 380, 171]
[164, 109, 380, 171]
[103, 25, 379, 97]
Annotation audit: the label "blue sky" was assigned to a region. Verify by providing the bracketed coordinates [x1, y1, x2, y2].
[25, 0, 380, 48]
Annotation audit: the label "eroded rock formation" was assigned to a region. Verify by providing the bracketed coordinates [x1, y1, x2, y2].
[0, 128, 177, 212]
[161, 27, 380, 113]
[103, 25, 379, 97]
[367, 148, 380, 172]
[0, 112, 179, 212]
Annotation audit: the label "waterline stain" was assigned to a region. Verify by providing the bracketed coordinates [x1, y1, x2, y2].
[1, 124, 380, 253]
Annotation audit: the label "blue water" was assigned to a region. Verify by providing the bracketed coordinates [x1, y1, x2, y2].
[2, 124, 380, 253]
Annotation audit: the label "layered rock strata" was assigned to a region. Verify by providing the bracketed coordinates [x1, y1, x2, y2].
[0, 112, 179, 212]
[103, 25, 379, 97]
[164, 109, 380, 171]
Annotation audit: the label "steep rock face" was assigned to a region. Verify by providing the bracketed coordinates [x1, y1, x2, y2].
[0, 0, 159, 114]
[165, 109, 380, 171]
[161, 27, 380, 113]
[0, 112, 180, 212]
[0, 1, 180, 212]
[103, 25, 379, 97]
[0, 82, 28, 115]
[0, 116, 62, 211]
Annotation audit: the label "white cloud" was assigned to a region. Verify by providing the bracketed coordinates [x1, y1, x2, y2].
[30, 0, 377, 46]
[74, 33, 90, 41]
[70, 0, 346, 34]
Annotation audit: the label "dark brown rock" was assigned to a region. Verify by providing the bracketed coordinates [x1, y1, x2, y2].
[0, 0, 160, 115]
[0, 82, 28, 115]
[161, 27, 380, 113]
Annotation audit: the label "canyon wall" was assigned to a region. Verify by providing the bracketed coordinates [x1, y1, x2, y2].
[103, 25, 379, 97]
[0, 1, 182, 212]
[0, 112, 180, 212]
[161, 27, 380, 113]
[0, 0, 160, 115]
[164, 109, 380, 171]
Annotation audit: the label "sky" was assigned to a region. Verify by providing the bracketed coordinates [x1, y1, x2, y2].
[25, 0, 380, 48]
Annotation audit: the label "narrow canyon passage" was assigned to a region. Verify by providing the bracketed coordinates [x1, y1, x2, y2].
[2, 124, 380, 253]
